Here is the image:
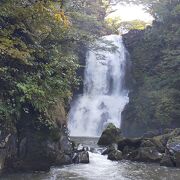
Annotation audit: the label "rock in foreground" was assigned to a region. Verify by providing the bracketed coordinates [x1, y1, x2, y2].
[72, 144, 90, 164]
[108, 150, 122, 161]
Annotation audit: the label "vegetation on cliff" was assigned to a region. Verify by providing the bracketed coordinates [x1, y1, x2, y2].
[0, 0, 110, 134]
[122, 0, 180, 136]
[0, 0, 113, 171]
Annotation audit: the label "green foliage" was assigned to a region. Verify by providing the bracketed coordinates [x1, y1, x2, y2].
[0, 0, 108, 131]
[105, 16, 121, 33]
[122, 0, 180, 134]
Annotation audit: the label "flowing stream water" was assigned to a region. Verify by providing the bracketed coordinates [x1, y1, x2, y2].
[68, 35, 129, 137]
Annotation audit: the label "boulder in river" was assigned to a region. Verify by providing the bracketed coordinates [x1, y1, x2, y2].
[79, 151, 90, 164]
[72, 143, 90, 164]
[98, 123, 122, 146]
[108, 150, 122, 161]
[73, 151, 89, 164]
[135, 147, 163, 163]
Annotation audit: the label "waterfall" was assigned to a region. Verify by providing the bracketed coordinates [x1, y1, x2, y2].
[68, 35, 129, 137]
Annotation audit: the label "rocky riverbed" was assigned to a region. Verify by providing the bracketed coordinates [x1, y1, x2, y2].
[1, 136, 180, 180]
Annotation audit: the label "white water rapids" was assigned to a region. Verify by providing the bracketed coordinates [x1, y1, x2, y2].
[68, 35, 129, 137]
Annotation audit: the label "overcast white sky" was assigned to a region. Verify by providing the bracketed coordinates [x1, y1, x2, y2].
[107, 4, 154, 22]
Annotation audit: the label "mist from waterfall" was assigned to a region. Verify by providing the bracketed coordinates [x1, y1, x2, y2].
[68, 35, 129, 137]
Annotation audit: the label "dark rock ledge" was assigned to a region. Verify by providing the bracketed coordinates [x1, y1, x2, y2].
[98, 123, 180, 168]
[0, 126, 89, 174]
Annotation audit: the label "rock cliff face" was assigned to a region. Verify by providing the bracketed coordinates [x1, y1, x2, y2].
[121, 22, 180, 137]
[0, 103, 73, 173]
[0, 132, 17, 173]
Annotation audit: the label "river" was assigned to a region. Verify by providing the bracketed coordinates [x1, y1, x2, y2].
[1, 137, 180, 180]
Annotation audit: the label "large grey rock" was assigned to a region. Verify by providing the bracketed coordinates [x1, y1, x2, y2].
[72, 144, 89, 164]
[141, 137, 165, 153]
[135, 147, 163, 163]
[108, 150, 122, 161]
[78, 151, 89, 164]
[160, 154, 174, 167]
[8, 127, 74, 171]
[98, 123, 122, 146]
[167, 136, 180, 167]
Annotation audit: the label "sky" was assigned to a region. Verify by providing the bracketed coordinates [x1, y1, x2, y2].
[107, 4, 154, 22]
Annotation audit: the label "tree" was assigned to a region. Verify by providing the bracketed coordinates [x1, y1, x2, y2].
[105, 16, 121, 33]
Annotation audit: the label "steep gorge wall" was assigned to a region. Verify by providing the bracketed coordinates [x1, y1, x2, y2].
[121, 17, 180, 137]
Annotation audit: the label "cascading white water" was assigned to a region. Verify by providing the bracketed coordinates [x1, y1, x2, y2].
[68, 35, 129, 137]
